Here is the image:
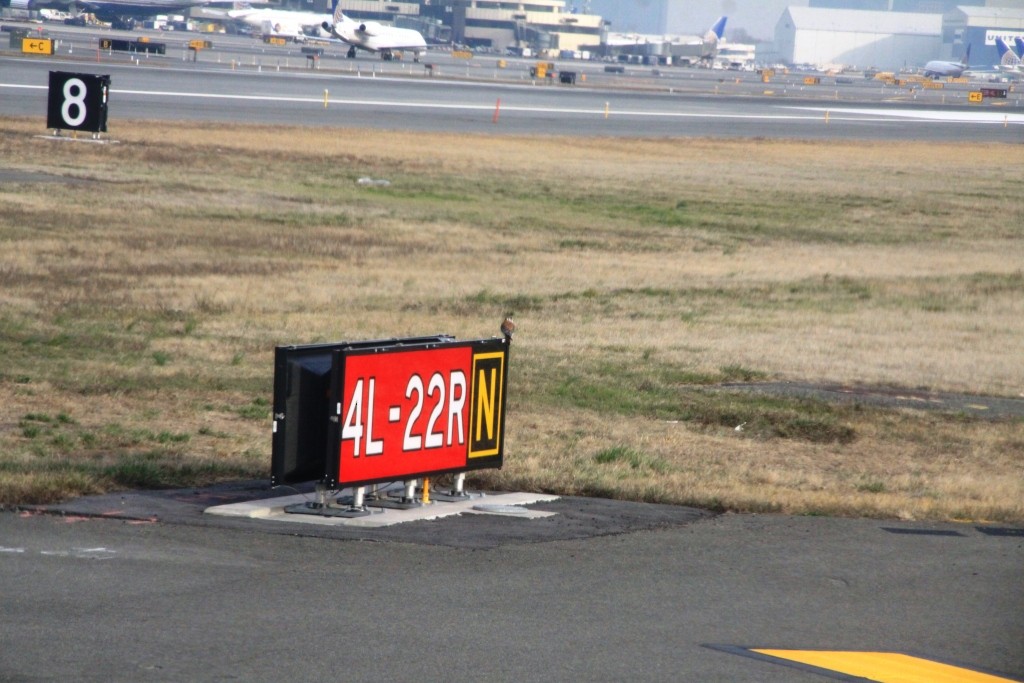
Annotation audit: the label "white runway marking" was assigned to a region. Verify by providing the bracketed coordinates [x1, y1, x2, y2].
[3, 82, 1021, 126]
[791, 105, 1024, 125]
[39, 547, 118, 559]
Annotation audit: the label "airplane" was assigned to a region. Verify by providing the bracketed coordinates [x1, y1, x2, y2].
[702, 15, 727, 61]
[321, 0, 426, 61]
[0, 0, 210, 28]
[605, 16, 726, 66]
[228, 6, 330, 41]
[922, 44, 971, 78]
[995, 38, 1023, 72]
[676, 15, 728, 63]
[1016, 37, 1024, 61]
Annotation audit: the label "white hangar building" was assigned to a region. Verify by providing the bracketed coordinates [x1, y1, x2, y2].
[774, 6, 942, 70]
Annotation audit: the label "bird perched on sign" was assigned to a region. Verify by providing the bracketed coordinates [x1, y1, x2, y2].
[500, 316, 516, 341]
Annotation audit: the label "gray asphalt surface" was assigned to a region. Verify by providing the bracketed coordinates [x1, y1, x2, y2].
[3, 488, 1023, 682]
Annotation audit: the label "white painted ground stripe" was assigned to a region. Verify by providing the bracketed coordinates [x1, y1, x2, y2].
[8, 84, 813, 118]
[793, 105, 1024, 124]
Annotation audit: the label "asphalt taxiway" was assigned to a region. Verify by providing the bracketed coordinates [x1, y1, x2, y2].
[2, 484, 1022, 682]
[2, 22, 1023, 140]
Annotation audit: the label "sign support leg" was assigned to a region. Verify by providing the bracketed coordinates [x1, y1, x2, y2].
[351, 486, 366, 510]
[431, 472, 473, 502]
[323, 484, 371, 518]
[284, 482, 370, 517]
[369, 479, 422, 510]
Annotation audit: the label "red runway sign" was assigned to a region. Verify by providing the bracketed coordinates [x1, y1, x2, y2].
[325, 338, 508, 488]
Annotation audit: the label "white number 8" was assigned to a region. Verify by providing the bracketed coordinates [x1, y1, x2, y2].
[61, 78, 88, 127]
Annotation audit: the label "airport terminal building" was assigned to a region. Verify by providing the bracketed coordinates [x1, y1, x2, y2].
[336, 0, 605, 52]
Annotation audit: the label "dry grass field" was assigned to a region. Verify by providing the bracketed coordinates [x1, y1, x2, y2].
[1, 116, 1022, 521]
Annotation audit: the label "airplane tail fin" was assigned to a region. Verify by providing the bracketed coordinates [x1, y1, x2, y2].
[995, 38, 1017, 66]
[705, 16, 727, 43]
[331, 0, 346, 26]
[996, 38, 1009, 58]
[1015, 37, 1024, 60]
[961, 43, 970, 66]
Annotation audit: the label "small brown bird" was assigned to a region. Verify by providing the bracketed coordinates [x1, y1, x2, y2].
[500, 316, 516, 340]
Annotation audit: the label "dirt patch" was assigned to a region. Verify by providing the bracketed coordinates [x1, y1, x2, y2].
[0, 169, 92, 184]
[720, 382, 1024, 420]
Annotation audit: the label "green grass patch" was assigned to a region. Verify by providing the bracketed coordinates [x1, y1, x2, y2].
[594, 446, 669, 474]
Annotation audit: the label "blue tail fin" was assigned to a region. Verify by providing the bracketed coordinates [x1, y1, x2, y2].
[1015, 37, 1024, 60]
[709, 16, 727, 40]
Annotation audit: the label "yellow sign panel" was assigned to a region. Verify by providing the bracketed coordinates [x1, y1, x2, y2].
[468, 351, 505, 459]
[752, 650, 1018, 683]
[452, 50, 473, 59]
[22, 38, 53, 55]
[968, 91, 984, 103]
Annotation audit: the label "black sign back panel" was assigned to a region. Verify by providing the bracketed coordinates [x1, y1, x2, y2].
[46, 71, 109, 133]
[271, 336, 455, 487]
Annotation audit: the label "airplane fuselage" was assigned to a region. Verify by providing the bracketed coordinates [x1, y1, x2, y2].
[323, 13, 426, 60]
[336, 22, 423, 52]
[922, 44, 970, 78]
[230, 8, 330, 40]
[922, 60, 966, 78]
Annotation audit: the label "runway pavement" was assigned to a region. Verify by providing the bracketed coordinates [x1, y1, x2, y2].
[2, 22, 1023, 140]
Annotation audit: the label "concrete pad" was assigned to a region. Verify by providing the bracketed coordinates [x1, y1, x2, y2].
[204, 490, 559, 528]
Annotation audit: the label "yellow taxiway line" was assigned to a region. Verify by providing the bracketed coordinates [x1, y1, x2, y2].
[752, 649, 1019, 683]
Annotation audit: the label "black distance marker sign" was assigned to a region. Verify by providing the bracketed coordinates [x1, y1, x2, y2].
[46, 71, 110, 134]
